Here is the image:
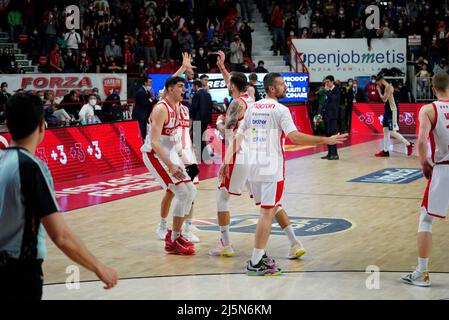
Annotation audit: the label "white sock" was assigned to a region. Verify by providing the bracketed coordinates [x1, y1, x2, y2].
[283, 225, 298, 247]
[417, 257, 429, 273]
[390, 131, 410, 146]
[251, 248, 265, 266]
[383, 127, 390, 152]
[219, 225, 230, 246]
[160, 217, 168, 227]
[171, 230, 181, 241]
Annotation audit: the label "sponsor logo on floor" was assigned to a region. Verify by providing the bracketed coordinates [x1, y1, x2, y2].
[349, 168, 423, 184]
[193, 214, 353, 236]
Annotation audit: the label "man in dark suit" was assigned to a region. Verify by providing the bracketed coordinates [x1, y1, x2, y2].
[321, 75, 341, 160]
[191, 76, 213, 161]
[346, 79, 365, 132]
[132, 76, 157, 142]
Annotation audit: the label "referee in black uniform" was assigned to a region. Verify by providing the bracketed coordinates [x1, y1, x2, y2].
[0, 93, 118, 300]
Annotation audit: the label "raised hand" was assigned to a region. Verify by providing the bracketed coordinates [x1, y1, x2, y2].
[217, 50, 226, 68]
[182, 52, 196, 70]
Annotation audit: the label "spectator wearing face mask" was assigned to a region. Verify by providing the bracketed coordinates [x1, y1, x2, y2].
[79, 94, 102, 125]
[230, 34, 245, 71]
[63, 49, 77, 73]
[105, 39, 123, 62]
[364, 75, 381, 102]
[63, 29, 82, 56]
[132, 77, 156, 141]
[346, 79, 365, 131]
[78, 51, 93, 73]
[194, 48, 209, 73]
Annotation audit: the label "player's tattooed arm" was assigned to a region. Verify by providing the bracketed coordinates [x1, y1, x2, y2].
[225, 100, 245, 130]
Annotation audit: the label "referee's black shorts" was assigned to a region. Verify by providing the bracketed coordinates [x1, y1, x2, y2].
[0, 258, 44, 300]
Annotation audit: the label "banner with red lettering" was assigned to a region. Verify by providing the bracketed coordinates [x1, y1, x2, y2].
[351, 103, 425, 135]
[0, 121, 143, 183]
[0, 73, 127, 101]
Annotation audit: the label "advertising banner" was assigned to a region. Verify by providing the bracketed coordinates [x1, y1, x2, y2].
[149, 73, 309, 104]
[0, 121, 143, 183]
[291, 38, 407, 82]
[0, 73, 128, 100]
[351, 103, 425, 135]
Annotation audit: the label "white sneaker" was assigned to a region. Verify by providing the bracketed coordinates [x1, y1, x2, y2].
[156, 223, 168, 240]
[183, 229, 200, 243]
[287, 240, 306, 260]
[183, 223, 200, 243]
[209, 239, 235, 257]
[401, 270, 431, 287]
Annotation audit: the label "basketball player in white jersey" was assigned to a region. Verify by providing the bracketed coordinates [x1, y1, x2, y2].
[401, 73, 449, 286]
[210, 52, 307, 260]
[155, 54, 201, 243]
[220, 73, 347, 275]
[141, 76, 197, 255]
[375, 75, 414, 157]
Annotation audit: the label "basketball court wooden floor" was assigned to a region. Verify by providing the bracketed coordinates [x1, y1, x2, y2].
[42, 137, 449, 299]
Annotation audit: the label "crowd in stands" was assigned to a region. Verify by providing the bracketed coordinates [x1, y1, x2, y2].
[0, 0, 258, 75]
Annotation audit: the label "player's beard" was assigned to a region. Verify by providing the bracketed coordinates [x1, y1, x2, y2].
[276, 89, 287, 99]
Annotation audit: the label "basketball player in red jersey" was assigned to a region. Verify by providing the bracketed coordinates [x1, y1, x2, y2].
[401, 73, 449, 286]
[155, 53, 201, 243]
[141, 75, 197, 255]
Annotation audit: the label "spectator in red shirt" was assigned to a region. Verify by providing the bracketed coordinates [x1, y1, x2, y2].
[271, 5, 285, 55]
[48, 44, 62, 73]
[143, 25, 157, 65]
[364, 75, 381, 102]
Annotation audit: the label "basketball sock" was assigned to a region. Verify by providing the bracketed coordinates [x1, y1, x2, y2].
[417, 257, 429, 273]
[251, 248, 265, 266]
[282, 225, 297, 247]
[383, 127, 390, 152]
[160, 217, 168, 227]
[219, 225, 230, 246]
[172, 230, 181, 242]
[390, 131, 410, 146]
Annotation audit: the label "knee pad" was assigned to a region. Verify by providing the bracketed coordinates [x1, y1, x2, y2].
[216, 188, 230, 212]
[184, 183, 197, 216]
[172, 185, 190, 217]
[418, 207, 433, 233]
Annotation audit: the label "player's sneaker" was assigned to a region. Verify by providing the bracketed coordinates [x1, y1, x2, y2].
[401, 270, 431, 287]
[183, 223, 200, 243]
[287, 240, 306, 260]
[165, 236, 196, 255]
[407, 142, 415, 156]
[209, 239, 235, 257]
[260, 254, 280, 270]
[246, 257, 281, 276]
[375, 150, 390, 157]
[165, 229, 194, 249]
[156, 222, 168, 240]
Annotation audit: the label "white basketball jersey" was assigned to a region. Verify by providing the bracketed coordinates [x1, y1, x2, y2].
[141, 99, 179, 153]
[228, 93, 254, 153]
[177, 105, 196, 164]
[430, 100, 449, 163]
